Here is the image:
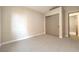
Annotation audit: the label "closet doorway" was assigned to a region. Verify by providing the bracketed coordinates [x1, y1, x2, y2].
[45, 7, 63, 38]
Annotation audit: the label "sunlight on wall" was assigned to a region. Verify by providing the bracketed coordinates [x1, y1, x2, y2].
[11, 13, 28, 39]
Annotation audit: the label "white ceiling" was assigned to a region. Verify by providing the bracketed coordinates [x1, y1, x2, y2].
[27, 6, 55, 14]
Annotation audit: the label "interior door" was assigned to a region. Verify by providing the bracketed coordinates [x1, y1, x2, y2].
[46, 14, 59, 36]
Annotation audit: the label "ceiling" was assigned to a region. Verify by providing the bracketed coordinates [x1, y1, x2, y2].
[27, 6, 55, 14]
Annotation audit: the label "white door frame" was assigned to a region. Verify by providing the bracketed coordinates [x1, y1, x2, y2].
[45, 7, 64, 38]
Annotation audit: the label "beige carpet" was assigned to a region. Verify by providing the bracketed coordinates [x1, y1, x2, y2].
[70, 35, 79, 40]
[0, 35, 79, 52]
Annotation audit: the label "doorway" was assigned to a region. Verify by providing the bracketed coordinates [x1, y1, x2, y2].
[68, 12, 79, 40]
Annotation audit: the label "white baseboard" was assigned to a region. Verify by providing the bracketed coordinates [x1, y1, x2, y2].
[69, 32, 76, 35]
[1, 32, 45, 46]
[43, 31, 46, 34]
[59, 36, 63, 38]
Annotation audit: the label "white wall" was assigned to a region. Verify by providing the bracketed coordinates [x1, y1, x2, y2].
[2, 7, 45, 43]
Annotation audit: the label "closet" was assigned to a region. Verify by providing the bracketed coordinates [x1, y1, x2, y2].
[46, 14, 59, 36]
[45, 7, 64, 38]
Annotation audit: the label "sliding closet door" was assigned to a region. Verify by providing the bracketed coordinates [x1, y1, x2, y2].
[46, 14, 59, 36]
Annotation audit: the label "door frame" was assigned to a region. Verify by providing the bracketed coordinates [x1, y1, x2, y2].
[68, 11, 79, 37]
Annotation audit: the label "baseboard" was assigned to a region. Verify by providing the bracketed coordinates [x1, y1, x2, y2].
[69, 32, 76, 35]
[59, 36, 63, 38]
[1, 32, 45, 46]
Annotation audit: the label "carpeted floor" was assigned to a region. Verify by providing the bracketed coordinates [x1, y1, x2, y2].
[70, 35, 79, 40]
[0, 35, 79, 52]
